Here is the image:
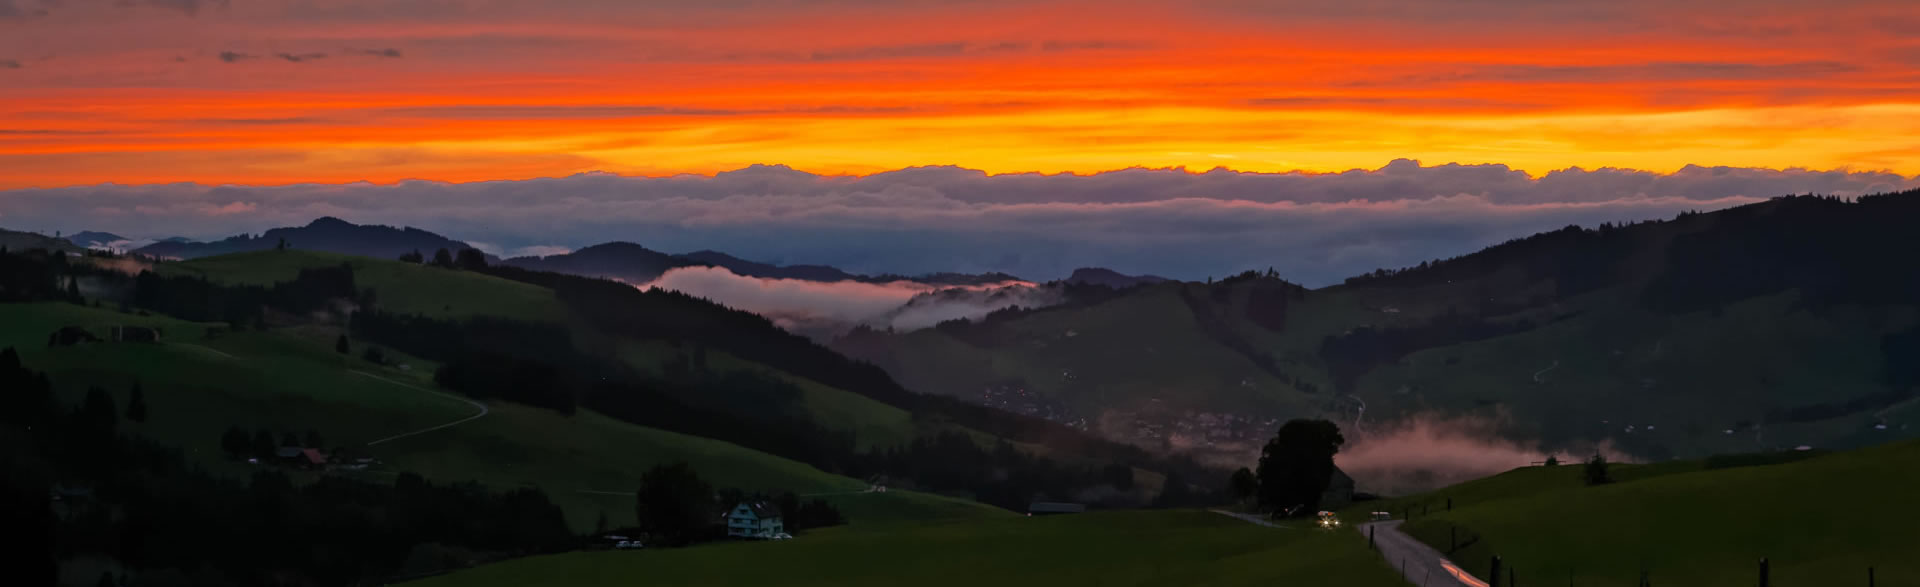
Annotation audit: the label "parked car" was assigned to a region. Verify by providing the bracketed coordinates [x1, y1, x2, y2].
[771, 533, 793, 541]
[615, 540, 644, 549]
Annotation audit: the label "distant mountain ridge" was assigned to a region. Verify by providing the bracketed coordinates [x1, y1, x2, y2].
[1065, 267, 1168, 289]
[134, 217, 491, 262]
[0, 227, 82, 253]
[67, 231, 128, 249]
[120, 216, 1022, 286]
[505, 242, 1024, 286]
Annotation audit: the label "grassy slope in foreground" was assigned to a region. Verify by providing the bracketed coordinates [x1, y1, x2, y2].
[178, 250, 929, 452]
[1398, 440, 1920, 586]
[3, 302, 998, 531]
[411, 510, 1403, 587]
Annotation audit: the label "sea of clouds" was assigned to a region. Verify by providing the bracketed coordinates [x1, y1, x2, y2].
[3, 160, 1914, 286]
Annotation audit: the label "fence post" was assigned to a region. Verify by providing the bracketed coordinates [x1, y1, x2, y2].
[1447, 497, 1453, 511]
[1490, 556, 1503, 587]
[1369, 526, 1376, 550]
[1759, 558, 1769, 587]
[1868, 566, 1875, 587]
[1509, 566, 1516, 587]
[1450, 526, 1457, 552]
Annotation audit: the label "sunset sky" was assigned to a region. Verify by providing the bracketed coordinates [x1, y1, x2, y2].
[4, 0, 1918, 188]
[4, 0, 1920, 282]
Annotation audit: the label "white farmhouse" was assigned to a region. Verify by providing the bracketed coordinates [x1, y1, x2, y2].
[726, 502, 786, 539]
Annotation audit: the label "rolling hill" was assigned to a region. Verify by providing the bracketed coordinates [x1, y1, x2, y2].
[2, 242, 1201, 540]
[834, 189, 1920, 466]
[1372, 440, 1920, 586]
[1, 227, 82, 253]
[134, 217, 489, 261]
[0, 301, 990, 532]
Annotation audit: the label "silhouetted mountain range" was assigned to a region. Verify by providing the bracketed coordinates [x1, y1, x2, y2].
[505, 243, 1024, 285]
[1064, 267, 1168, 289]
[134, 217, 491, 261]
[0, 227, 81, 253]
[66, 231, 127, 249]
[116, 217, 1026, 286]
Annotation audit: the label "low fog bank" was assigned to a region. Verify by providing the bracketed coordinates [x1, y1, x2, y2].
[874, 283, 1066, 331]
[1336, 414, 1633, 496]
[639, 266, 1058, 338]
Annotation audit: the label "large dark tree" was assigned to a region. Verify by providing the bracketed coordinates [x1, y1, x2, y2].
[1255, 419, 1345, 516]
[0, 452, 56, 587]
[220, 426, 250, 459]
[635, 462, 715, 547]
[1229, 467, 1257, 503]
[430, 248, 454, 268]
[1584, 454, 1613, 486]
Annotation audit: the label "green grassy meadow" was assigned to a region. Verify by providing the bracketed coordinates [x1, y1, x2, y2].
[160, 250, 568, 322]
[410, 510, 1404, 587]
[2, 302, 998, 532]
[1392, 440, 1920, 586]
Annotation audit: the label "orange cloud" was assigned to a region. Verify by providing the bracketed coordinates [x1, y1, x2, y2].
[0, 0, 1916, 187]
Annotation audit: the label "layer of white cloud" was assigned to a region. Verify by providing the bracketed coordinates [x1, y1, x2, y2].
[640, 266, 1039, 337]
[1, 160, 1913, 285]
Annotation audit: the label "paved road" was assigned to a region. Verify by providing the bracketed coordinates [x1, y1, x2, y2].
[1360, 521, 1484, 587]
[354, 370, 491, 446]
[1532, 359, 1560, 383]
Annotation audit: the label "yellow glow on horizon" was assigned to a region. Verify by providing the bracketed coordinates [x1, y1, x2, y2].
[4, 101, 1916, 189]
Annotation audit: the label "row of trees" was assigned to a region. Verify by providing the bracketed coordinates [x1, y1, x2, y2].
[398, 247, 488, 271]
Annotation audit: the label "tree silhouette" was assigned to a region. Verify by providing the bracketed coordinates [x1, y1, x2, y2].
[1584, 454, 1613, 486]
[221, 426, 250, 459]
[335, 334, 350, 355]
[1229, 467, 1257, 502]
[431, 248, 454, 268]
[125, 382, 148, 423]
[635, 462, 715, 547]
[455, 248, 488, 271]
[1255, 419, 1345, 515]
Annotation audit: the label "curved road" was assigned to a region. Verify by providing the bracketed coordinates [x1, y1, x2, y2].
[353, 370, 490, 446]
[1532, 360, 1560, 384]
[173, 342, 488, 446]
[1361, 521, 1484, 587]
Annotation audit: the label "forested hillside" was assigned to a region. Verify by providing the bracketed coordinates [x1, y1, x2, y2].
[836, 189, 1920, 462]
